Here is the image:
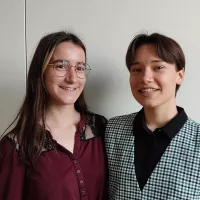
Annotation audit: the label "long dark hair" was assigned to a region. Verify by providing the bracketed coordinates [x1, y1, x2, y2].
[2, 31, 88, 161]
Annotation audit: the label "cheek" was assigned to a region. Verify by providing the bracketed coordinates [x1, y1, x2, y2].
[155, 73, 172, 83]
[130, 76, 137, 89]
[44, 78, 53, 94]
[44, 72, 59, 92]
[80, 79, 86, 88]
[44, 69, 54, 84]
[156, 75, 177, 92]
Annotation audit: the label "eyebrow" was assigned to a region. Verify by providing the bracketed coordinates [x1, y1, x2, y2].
[51, 60, 85, 64]
[131, 59, 163, 65]
[51, 60, 65, 63]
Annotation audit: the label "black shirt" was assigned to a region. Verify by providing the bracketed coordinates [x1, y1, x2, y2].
[133, 107, 188, 190]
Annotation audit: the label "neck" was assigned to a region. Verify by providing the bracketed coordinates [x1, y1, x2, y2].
[144, 100, 178, 132]
[45, 103, 80, 129]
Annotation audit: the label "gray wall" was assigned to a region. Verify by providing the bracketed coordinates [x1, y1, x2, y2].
[1, 0, 200, 134]
[0, 0, 26, 134]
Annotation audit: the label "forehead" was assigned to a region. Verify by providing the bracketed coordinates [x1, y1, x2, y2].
[51, 41, 85, 61]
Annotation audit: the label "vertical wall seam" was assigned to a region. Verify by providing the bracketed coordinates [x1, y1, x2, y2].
[24, 0, 27, 80]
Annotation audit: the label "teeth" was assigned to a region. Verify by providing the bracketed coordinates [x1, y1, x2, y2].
[140, 88, 157, 93]
[60, 86, 75, 91]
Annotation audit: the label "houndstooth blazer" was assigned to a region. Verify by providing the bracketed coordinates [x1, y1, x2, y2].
[105, 113, 200, 200]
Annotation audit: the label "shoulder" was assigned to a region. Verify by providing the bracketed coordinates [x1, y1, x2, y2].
[105, 113, 138, 149]
[183, 118, 200, 133]
[0, 135, 19, 161]
[0, 134, 19, 149]
[86, 112, 107, 124]
[85, 112, 107, 126]
[84, 112, 108, 138]
[107, 112, 138, 128]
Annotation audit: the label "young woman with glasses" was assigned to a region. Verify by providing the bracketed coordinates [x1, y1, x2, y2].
[0, 31, 108, 200]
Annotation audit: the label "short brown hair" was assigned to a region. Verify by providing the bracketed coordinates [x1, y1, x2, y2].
[126, 33, 185, 93]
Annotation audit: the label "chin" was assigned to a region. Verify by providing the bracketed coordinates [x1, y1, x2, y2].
[143, 104, 157, 109]
[137, 100, 158, 109]
[61, 99, 77, 106]
[53, 97, 78, 106]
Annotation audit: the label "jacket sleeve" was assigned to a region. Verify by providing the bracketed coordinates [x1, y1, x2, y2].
[0, 137, 26, 200]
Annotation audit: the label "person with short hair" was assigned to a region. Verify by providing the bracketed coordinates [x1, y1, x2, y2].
[0, 31, 107, 200]
[105, 33, 200, 199]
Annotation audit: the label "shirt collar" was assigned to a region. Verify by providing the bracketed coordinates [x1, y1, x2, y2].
[133, 106, 188, 139]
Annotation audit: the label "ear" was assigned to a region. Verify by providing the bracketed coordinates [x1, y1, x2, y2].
[176, 68, 184, 85]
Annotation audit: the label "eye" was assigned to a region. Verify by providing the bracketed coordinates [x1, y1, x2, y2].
[57, 65, 65, 69]
[76, 64, 86, 72]
[130, 67, 141, 73]
[55, 63, 66, 70]
[154, 65, 164, 70]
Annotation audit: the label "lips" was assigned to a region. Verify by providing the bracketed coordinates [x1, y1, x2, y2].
[59, 86, 76, 91]
[139, 88, 159, 93]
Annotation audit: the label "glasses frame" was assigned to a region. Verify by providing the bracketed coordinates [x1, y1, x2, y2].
[48, 60, 91, 79]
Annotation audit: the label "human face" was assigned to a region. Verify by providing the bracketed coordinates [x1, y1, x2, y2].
[44, 42, 86, 107]
[129, 44, 184, 109]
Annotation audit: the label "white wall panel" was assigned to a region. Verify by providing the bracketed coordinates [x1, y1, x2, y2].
[0, 0, 26, 134]
[26, 0, 200, 121]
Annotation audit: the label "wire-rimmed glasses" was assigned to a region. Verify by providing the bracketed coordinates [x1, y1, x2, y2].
[48, 60, 91, 79]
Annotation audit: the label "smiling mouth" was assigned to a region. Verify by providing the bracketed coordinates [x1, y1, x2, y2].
[139, 88, 159, 93]
[59, 86, 76, 91]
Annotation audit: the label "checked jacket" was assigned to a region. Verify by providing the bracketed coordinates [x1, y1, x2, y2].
[105, 113, 200, 200]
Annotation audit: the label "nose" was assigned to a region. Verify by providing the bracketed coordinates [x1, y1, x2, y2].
[140, 68, 154, 83]
[65, 66, 77, 83]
